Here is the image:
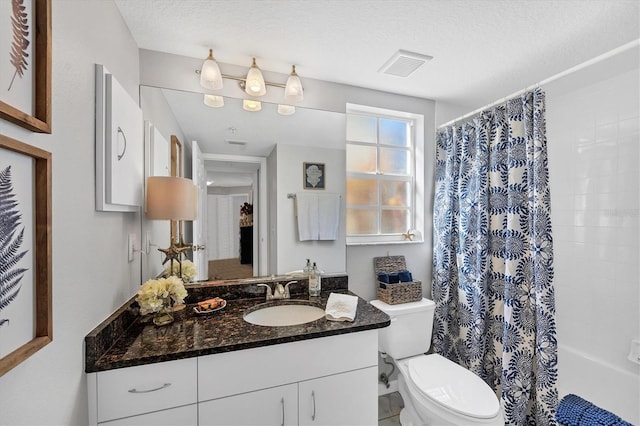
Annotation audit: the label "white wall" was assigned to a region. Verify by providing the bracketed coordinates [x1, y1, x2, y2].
[0, 1, 141, 424]
[546, 47, 639, 424]
[274, 144, 347, 275]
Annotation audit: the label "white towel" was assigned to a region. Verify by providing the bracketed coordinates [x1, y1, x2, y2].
[296, 193, 319, 241]
[325, 292, 358, 322]
[317, 194, 340, 240]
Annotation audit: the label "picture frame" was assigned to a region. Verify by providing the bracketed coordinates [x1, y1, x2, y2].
[0, 133, 52, 377]
[0, 0, 52, 133]
[303, 162, 325, 190]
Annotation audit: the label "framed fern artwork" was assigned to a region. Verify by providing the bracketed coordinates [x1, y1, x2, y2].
[0, 134, 52, 377]
[0, 0, 52, 133]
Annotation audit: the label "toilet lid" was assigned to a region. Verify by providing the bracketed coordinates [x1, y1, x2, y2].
[407, 354, 500, 419]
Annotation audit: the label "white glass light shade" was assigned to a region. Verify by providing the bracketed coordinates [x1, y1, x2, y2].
[277, 104, 295, 115]
[284, 65, 304, 102]
[203, 94, 224, 108]
[243, 100, 262, 112]
[245, 58, 266, 96]
[199, 49, 223, 90]
[146, 176, 198, 221]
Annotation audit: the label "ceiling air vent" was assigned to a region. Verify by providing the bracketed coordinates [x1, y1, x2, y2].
[225, 139, 248, 146]
[379, 49, 433, 77]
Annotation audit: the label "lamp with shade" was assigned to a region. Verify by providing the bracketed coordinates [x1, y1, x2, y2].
[146, 176, 198, 278]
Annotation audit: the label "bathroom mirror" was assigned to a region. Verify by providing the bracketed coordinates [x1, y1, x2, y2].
[140, 85, 347, 282]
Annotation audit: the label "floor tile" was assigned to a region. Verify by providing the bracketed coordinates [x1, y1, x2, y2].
[379, 391, 404, 424]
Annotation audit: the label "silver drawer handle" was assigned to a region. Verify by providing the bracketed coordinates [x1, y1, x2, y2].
[311, 390, 316, 421]
[127, 383, 171, 393]
[280, 397, 285, 426]
[117, 126, 127, 161]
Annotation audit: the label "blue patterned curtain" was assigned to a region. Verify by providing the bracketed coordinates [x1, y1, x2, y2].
[432, 89, 558, 425]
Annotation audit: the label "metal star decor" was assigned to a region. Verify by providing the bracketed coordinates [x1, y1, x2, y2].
[402, 229, 415, 241]
[158, 242, 191, 266]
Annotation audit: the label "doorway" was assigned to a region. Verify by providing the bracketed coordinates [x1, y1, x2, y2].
[201, 153, 267, 279]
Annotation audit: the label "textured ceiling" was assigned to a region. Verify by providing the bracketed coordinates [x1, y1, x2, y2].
[116, 0, 639, 110]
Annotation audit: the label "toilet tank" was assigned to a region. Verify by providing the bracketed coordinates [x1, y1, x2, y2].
[370, 298, 435, 360]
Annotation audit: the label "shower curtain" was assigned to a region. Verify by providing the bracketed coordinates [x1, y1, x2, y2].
[432, 88, 558, 425]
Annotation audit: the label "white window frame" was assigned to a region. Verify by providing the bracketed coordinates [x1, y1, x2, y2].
[345, 103, 425, 246]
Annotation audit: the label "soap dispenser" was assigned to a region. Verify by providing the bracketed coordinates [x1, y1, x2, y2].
[309, 262, 321, 297]
[304, 259, 312, 275]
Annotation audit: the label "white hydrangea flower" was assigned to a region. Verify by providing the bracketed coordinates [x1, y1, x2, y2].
[136, 276, 188, 315]
[164, 259, 197, 282]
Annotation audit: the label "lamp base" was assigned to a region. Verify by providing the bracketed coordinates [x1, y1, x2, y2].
[158, 241, 191, 278]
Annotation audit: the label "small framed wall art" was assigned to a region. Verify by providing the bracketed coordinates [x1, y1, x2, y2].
[0, 133, 52, 377]
[0, 0, 52, 133]
[303, 162, 325, 190]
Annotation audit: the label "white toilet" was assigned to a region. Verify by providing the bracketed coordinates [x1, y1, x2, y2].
[371, 298, 504, 426]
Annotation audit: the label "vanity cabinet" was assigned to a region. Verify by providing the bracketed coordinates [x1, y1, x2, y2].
[88, 330, 378, 425]
[197, 329, 378, 426]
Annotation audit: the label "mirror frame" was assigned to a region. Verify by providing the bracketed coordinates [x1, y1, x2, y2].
[170, 135, 183, 244]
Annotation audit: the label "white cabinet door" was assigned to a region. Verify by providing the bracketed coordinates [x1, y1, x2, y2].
[199, 383, 298, 426]
[299, 367, 378, 426]
[99, 404, 197, 425]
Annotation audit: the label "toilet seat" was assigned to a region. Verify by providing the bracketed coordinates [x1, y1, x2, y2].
[404, 354, 500, 420]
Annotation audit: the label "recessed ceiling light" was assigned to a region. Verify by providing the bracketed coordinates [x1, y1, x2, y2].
[379, 49, 433, 77]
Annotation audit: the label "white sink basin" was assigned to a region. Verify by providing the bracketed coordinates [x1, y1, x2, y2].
[244, 302, 325, 327]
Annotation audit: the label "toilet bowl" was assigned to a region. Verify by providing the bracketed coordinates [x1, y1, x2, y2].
[370, 298, 504, 426]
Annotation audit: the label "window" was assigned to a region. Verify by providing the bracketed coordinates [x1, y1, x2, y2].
[346, 104, 424, 245]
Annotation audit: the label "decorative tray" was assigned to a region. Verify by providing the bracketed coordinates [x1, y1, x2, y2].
[193, 299, 227, 315]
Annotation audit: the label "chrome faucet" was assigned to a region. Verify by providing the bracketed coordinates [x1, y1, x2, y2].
[257, 281, 298, 301]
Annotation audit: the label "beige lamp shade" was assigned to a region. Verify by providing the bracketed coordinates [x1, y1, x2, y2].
[146, 176, 198, 220]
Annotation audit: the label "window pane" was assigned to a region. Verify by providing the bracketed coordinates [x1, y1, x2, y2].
[346, 178, 378, 205]
[381, 209, 410, 234]
[347, 209, 378, 234]
[381, 181, 410, 207]
[380, 119, 409, 147]
[346, 114, 377, 143]
[380, 147, 410, 175]
[346, 145, 376, 172]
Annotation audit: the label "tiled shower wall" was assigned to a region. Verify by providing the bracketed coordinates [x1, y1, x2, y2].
[547, 65, 639, 424]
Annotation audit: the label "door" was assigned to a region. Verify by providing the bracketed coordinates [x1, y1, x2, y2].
[199, 383, 298, 426]
[191, 141, 208, 281]
[299, 367, 378, 426]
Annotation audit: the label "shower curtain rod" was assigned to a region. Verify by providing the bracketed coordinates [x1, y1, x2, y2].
[437, 39, 640, 129]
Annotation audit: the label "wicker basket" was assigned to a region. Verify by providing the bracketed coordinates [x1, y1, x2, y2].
[374, 256, 422, 305]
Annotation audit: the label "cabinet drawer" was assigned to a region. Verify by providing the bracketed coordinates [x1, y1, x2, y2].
[97, 358, 197, 423]
[198, 330, 377, 401]
[99, 404, 197, 425]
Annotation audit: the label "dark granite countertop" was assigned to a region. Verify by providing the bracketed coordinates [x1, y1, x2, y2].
[85, 276, 390, 373]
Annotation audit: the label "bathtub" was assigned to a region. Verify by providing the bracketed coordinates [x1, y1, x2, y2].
[557, 344, 640, 424]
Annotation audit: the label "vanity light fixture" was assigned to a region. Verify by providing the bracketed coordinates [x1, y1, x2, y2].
[203, 94, 224, 108]
[199, 49, 223, 90]
[284, 65, 304, 102]
[277, 104, 295, 115]
[197, 49, 304, 110]
[245, 57, 267, 96]
[243, 99, 262, 112]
